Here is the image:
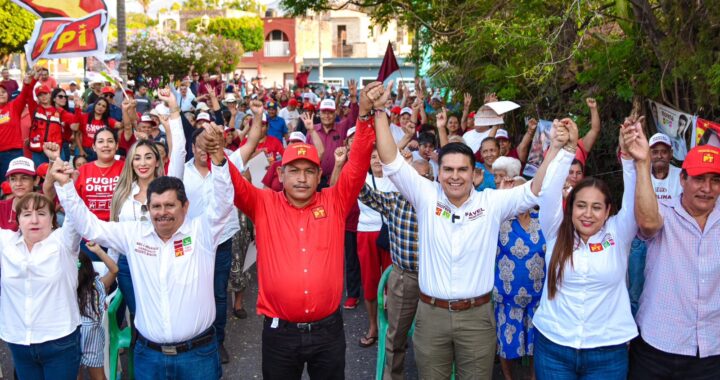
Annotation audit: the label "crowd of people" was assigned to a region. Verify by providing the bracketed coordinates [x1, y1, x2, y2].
[0, 64, 718, 380]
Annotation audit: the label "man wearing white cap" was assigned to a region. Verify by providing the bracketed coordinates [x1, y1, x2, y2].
[628, 132, 682, 316]
[307, 80, 359, 188]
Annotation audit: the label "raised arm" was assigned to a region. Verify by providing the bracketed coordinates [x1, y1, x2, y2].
[623, 116, 662, 238]
[435, 107, 449, 147]
[580, 97, 601, 152]
[51, 161, 132, 253]
[158, 89, 186, 178]
[516, 118, 538, 163]
[328, 147, 346, 187]
[537, 120, 575, 239]
[459, 93, 472, 133]
[86, 242, 119, 291]
[199, 125, 235, 249]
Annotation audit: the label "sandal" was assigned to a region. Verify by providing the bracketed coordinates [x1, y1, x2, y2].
[358, 335, 378, 348]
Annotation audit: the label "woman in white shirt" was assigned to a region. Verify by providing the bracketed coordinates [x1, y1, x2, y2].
[0, 192, 82, 379]
[109, 90, 185, 318]
[533, 117, 650, 380]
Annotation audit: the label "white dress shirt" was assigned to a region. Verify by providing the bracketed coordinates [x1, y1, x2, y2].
[183, 159, 240, 243]
[0, 215, 82, 345]
[383, 152, 540, 299]
[533, 150, 639, 349]
[56, 161, 234, 344]
[169, 83, 196, 113]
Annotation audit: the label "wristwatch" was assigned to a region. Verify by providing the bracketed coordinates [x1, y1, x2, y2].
[359, 109, 375, 121]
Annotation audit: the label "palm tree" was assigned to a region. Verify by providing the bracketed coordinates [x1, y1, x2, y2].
[118, 0, 127, 80]
[137, 0, 152, 15]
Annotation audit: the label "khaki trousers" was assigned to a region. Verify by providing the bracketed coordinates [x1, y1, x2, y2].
[413, 299, 496, 380]
[383, 266, 420, 380]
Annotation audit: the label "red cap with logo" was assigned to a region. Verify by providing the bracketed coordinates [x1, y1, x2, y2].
[34, 85, 51, 96]
[682, 145, 720, 176]
[101, 86, 115, 95]
[281, 143, 320, 167]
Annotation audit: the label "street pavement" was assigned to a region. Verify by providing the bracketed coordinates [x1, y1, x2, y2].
[0, 265, 531, 379]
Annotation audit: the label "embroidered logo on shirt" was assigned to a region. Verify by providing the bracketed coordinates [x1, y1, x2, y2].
[589, 233, 615, 253]
[465, 208, 485, 221]
[134, 242, 159, 257]
[173, 240, 185, 257]
[312, 206, 327, 219]
[589, 243, 603, 252]
[435, 202, 452, 220]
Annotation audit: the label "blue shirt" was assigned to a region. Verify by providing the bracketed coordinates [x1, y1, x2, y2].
[267, 116, 287, 142]
[475, 164, 495, 191]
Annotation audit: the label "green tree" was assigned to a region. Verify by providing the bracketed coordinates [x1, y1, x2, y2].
[194, 17, 264, 52]
[127, 12, 158, 30]
[136, 0, 153, 15]
[170, 2, 181, 11]
[183, 0, 206, 10]
[226, 0, 266, 13]
[0, 0, 35, 59]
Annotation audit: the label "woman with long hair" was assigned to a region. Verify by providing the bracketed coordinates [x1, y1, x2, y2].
[51, 88, 75, 161]
[0, 192, 83, 379]
[72, 97, 118, 161]
[109, 89, 185, 318]
[532, 117, 651, 379]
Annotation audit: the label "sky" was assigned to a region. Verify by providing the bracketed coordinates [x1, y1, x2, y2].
[104, 0, 283, 18]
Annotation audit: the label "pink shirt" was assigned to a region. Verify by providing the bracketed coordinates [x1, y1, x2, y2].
[636, 197, 720, 358]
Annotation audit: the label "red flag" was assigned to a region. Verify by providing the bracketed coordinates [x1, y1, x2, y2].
[696, 118, 720, 147]
[24, 10, 109, 66]
[377, 42, 400, 82]
[26, 19, 71, 62]
[12, 0, 107, 18]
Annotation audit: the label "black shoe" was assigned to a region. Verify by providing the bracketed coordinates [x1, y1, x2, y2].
[220, 344, 230, 364]
[233, 307, 248, 319]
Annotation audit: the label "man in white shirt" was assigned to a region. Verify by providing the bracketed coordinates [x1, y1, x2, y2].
[53, 138, 232, 380]
[279, 98, 301, 132]
[463, 105, 501, 153]
[373, 90, 566, 378]
[169, 76, 196, 113]
[628, 132, 683, 315]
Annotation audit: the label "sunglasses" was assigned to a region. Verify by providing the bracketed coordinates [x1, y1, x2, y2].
[56, 94, 66, 99]
[139, 204, 148, 222]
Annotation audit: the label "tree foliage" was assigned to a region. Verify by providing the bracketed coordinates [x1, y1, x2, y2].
[127, 12, 158, 30]
[189, 16, 264, 52]
[0, 0, 36, 59]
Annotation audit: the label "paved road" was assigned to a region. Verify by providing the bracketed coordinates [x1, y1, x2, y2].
[0, 265, 531, 379]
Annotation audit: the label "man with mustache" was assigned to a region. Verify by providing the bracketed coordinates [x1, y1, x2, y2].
[52, 122, 235, 379]
[202, 82, 387, 379]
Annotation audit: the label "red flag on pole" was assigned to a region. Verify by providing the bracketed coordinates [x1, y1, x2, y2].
[377, 42, 400, 82]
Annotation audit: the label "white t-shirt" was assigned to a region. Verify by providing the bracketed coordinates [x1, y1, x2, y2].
[463, 128, 492, 153]
[390, 123, 406, 144]
[357, 173, 396, 232]
[651, 165, 682, 202]
[279, 107, 300, 131]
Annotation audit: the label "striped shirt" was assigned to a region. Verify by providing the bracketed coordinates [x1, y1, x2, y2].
[636, 197, 720, 358]
[358, 184, 419, 272]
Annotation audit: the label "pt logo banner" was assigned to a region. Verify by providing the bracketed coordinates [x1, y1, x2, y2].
[23, 10, 109, 66]
[11, 0, 107, 18]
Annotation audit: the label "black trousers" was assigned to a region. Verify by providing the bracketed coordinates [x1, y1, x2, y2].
[629, 335, 720, 380]
[344, 231, 361, 299]
[261, 312, 346, 380]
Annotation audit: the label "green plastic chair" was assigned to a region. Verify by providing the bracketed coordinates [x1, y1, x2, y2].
[375, 267, 454, 380]
[107, 290, 134, 380]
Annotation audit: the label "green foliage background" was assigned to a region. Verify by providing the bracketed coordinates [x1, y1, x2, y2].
[188, 17, 264, 52]
[0, 0, 35, 58]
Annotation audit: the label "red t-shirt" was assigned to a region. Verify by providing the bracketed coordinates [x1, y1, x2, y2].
[75, 160, 124, 221]
[0, 199, 18, 231]
[241, 136, 285, 163]
[81, 114, 117, 148]
[261, 160, 283, 191]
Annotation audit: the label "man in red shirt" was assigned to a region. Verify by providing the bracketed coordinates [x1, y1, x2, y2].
[214, 82, 388, 379]
[0, 69, 37, 182]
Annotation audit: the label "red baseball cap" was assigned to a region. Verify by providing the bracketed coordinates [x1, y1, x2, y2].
[288, 99, 299, 107]
[303, 103, 315, 112]
[101, 86, 115, 95]
[468, 112, 476, 119]
[36, 162, 49, 178]
[682, 145, 720, 176]
[391, 106, 401, 115]
[281, 143, 320, 167]
[34, 85, 51, 96]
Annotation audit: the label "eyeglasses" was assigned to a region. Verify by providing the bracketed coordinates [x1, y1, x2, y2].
[56, 94, 66, 99]
[139, 204, 148, 222]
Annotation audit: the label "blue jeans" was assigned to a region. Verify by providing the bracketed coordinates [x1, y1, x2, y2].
[117, 255, 136, 322]
[213, 238, 233, 344]
[628, 238, 647, 317]
[0, 149, 23, 182]
[7, 327, 81, 380]
[534, 331, 629, 380]
[133, 332, 221, 380]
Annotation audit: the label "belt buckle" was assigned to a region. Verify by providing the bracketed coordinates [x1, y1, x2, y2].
[161, 345, 178, 355]
[296, 322, 311, 332]
[447, 299, 461, 312]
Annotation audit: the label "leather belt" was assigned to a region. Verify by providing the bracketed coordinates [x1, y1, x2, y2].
[137, 327, 215, 355]
[419, 291, 491, 312]
[264, 308, 342, 333]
